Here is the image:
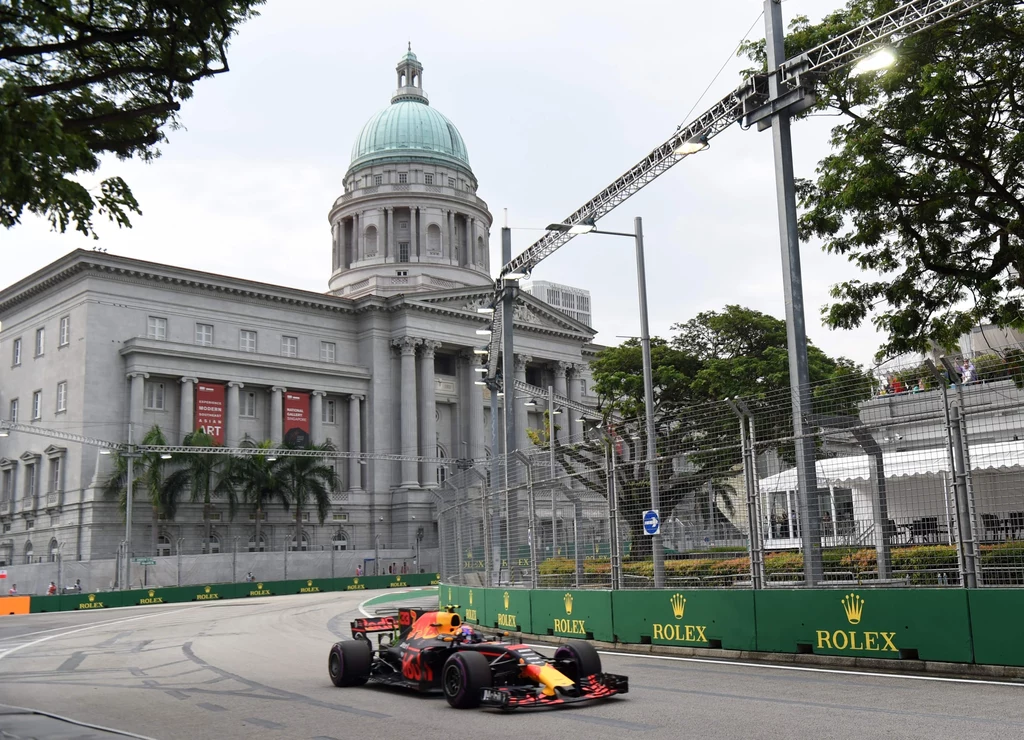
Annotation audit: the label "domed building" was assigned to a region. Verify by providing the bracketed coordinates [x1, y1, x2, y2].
[328, 50, 493, 297]
[0, 49, 600, 583]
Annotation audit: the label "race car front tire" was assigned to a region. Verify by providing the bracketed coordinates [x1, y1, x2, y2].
[328, 640, 372, 687]
[442, 651, 492, 709]
[554, 640, 601, 685]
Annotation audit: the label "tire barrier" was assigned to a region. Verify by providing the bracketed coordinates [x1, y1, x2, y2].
[13, 573, 440, 615]
[440, 585, 1024, 668]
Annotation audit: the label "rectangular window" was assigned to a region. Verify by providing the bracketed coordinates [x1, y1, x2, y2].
[399, 220, 408, 229]
[320, 341, 336, 362]
[35, 328, 45, 356]
[195, 323, 214, 347]
[56, 381, 67, 413]
[50, 458, 61, 492]
[281, 336, 298, 358]
[2, 470, 11, 498]
[424, 174, 433, 186]
[398, 172, 408, 184]
[448, 177, 455, 187]
[580, 379, 588, 396]
[59, 316, 70, 346]
[398, 242, 410, 263]
[9, 399, 17, 424]
[241, 392, 256, 418]
[25, 464, 36, 496]
[147, 316, 167, 340]
[144, 381, 165, 410]
[374, 174, 383, 186]
[332, 512, 349, 522]
[31, 391, 41, 420]
[322, 399, 336, 424]
[240, 330, 257, 352]
[12, 338, 21, 366]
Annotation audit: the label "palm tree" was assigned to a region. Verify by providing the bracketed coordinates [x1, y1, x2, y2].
[275, 442, 340, 551]
[103, 424, 188, 555]
[221, 440, 288, 551]
[179, 430, 238, 553]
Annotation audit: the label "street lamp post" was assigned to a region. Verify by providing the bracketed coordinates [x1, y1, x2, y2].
[546, 216, 665, 588]
[122, 424, 142, 590]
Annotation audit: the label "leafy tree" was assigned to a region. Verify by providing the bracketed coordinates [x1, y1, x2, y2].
[179, 430, 237, 553]
[1, 0, 263, 236]
[274, 443, 340, 551]
[740, 1, 1024, 359]
[102, 424, 188, 556]
[220, 440, 288, 551]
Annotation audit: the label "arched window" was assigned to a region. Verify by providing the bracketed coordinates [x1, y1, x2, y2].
[437, 444, 448, 486]
[332, 530, 348, 551]
[364, 225, 378, 258]
[24, 541, 33, 564]
[476, 235, 485, 265]
[48, 538, 59, 562]
[248, 532, 268, 553]
[290, 531, 310, 552]
[204, 532, 220, 555]
[426, 223, 441, 255]
[157, 533, 172, 557]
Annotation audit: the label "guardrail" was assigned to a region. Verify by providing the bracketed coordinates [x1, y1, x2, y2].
[2, 573, 440, 615]
[440, 583, 1024, 668]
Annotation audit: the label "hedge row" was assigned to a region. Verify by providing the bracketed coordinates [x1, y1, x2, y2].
[538, 542, 1024, 585]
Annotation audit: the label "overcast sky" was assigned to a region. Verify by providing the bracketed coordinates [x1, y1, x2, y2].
[2, 0, 893, 369]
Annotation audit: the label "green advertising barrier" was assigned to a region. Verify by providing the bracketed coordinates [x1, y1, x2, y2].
[483, 587, 532, 633]
[29, 595, 61, 613]
[60, 591, 124, 611]
[611, 589, 756, 650]
[460, 585, 487, 624]
[122, 587, 179, 607]
[439, 584, 466, 620]
[531, 589, 613, 642]
[967, 589, 1024, 667]
[755, 589, 973, 663]
[164, 583, 241, 603]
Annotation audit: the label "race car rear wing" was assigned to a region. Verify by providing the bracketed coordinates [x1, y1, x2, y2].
[350, 615, 398, 637]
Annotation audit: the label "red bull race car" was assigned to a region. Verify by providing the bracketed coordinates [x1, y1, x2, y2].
[327, 606, 628, 710]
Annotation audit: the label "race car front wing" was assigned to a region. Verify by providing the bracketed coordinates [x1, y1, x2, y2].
[479, 672, 629, 709]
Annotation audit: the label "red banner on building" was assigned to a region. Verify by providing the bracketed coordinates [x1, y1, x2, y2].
[195, 383, 226, 444]
[283, 391, 310, 447]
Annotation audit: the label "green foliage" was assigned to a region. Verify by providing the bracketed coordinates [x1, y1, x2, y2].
[1, 0, 263, 236]
[274, 442, 341, 547]
[741, 1, 1024, 360]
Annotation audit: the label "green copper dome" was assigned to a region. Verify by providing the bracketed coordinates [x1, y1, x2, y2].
[348, 50, 471, 174]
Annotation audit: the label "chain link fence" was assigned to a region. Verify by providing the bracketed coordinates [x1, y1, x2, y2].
[439, 354, 1024, 590]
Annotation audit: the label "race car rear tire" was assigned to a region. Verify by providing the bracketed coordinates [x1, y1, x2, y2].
[328, 639, 372, 687]
[442, 651, 492, 709]
[554, 640, 601, 684]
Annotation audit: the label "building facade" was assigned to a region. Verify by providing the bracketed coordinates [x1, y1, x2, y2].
[523, 281, 593, 328]
[0, 51, 597, 567]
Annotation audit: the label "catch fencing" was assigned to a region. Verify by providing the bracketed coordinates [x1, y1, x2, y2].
[438, 355, 1024, 590]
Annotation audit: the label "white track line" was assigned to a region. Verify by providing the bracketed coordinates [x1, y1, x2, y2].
[521, 642, 1024, 688]
[0, 607, 195, 662]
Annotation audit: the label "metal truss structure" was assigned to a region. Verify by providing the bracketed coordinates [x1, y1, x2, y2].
[484, 0, 995, 373]
[0, 420, 124, 451]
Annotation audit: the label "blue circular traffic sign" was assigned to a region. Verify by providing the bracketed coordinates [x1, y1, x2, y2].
[643, 509, 660, 536]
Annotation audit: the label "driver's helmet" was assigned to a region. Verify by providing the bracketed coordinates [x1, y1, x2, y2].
[460, 624, 483, 643]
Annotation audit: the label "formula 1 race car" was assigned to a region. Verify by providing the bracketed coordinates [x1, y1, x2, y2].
[327, 606, 628, 710]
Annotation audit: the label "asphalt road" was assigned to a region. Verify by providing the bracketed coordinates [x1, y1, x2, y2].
[2, 591, 1024, 740]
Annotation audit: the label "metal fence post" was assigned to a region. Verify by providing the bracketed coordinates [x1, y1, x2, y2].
[176, 537, 184, 587]
[283, 535, 288, 580]
[950, 403, 979, 588]
[232, 536, 238, 583]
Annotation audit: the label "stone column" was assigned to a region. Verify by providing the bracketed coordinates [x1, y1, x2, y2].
[311, 391, 325, 444]
[442, 209, 450, 263]
[353, 211, 361, 263]
[127, 372, 147, 438]
[394, 337, 422, 487]
[386, 207, 395, 260]
[343, 217, 351, 269]
[419, 340, 442, 486]
[567, 365, 583, 440]
[418, 207, 427, 262]
[179, 376, 198, 443]
[271, 386, 286, 445]
[348, 394, 363, 492]
[467, 351, 486, 460]
[514, 354, 532, 453]
[448, 211, 456, 264]
[553, 362, 570, 442]
[226, 381, 244, 447]
[470, 217, 477, 267]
